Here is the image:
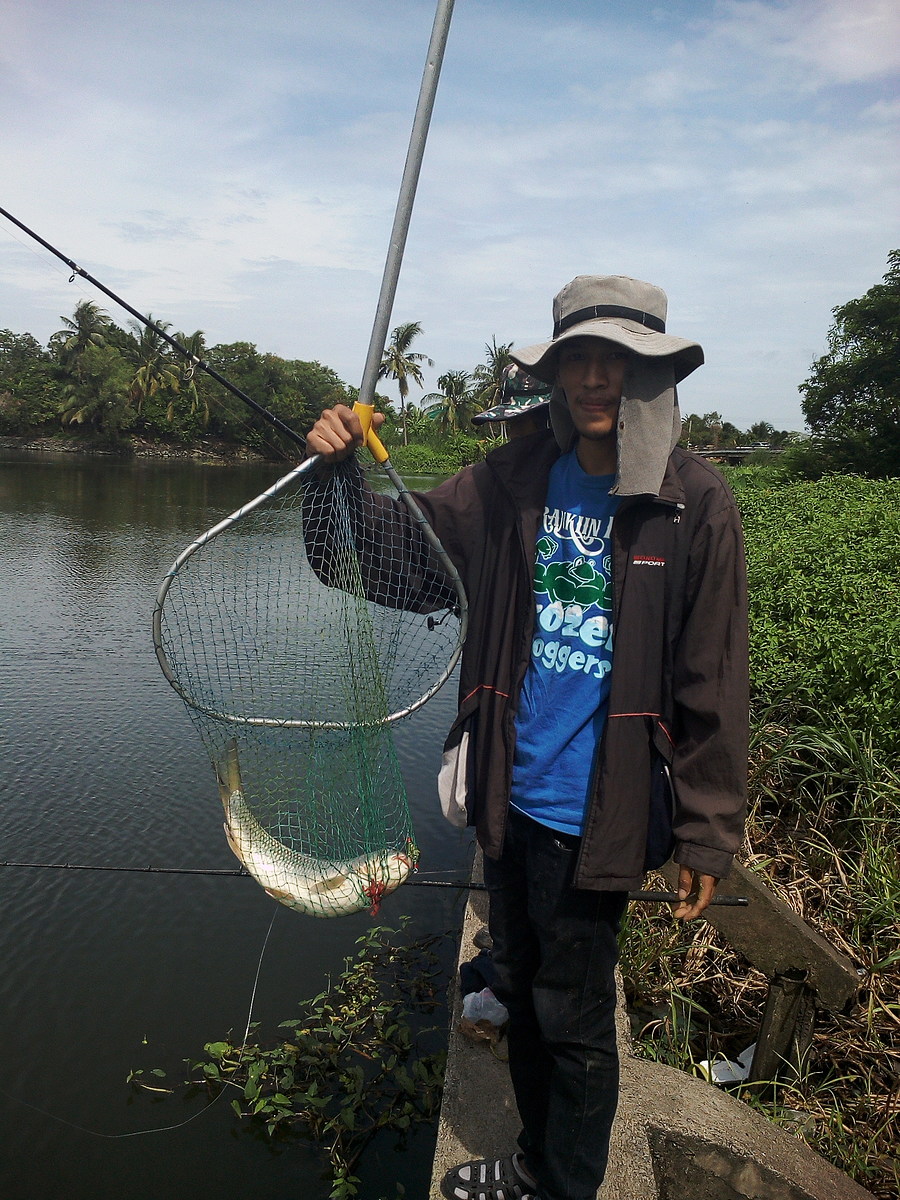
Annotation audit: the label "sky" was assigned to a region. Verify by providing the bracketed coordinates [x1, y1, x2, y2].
[1, 0, 898, 433]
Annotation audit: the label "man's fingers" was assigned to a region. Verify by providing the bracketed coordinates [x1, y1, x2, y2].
[306, 404, 364, 461]
[306, 405, 388, 461]
[677, 866, 694, 899]
[672, 870, 719, 921]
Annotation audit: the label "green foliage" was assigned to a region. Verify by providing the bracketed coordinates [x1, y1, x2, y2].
[748, 708, 900, 955]
[124, 316, 181, 419]
[798, 249, 900, 478]
[620, 469, 900, 1196]
[57, 341, 135, 444]
[421, 369, 477, 433]
[383, 443, 460, 475]
[49, 298, 111, 367]
[621, 700, 900, 1197]
[0, 329, 56, 431]
[732, 473, 900, 761]
[132, 925, 446, 1199]
[471, 336, 514, 409]
[680, 411, 797, 452]
[386, 432, 484, 476]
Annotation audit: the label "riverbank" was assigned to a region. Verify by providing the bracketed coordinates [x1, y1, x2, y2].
[0, 432, 478, 476]
[0, 433, 273, 465]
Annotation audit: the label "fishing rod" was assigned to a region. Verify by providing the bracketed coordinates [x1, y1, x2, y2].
[2, 4, 456, 466]
[2, 5, 460, 504]
[0, 203, 308, 451]
[410, 883, 750, 906]
[0, 860, 748, 905]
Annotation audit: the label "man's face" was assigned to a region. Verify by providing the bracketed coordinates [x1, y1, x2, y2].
[556, 336, 630, 443]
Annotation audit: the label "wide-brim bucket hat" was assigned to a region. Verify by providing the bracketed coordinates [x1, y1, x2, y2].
[510, 275, 704, 385]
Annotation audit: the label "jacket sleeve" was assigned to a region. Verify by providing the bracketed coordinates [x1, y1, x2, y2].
[670, 494, 749, 879]
[301, 457, 460, 615]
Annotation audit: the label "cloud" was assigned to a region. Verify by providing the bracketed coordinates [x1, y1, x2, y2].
[1, 0, 897, 435]
[711, 0, 900, 85]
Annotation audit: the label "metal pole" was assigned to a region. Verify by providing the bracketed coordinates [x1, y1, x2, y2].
[356, 0, 455, 408]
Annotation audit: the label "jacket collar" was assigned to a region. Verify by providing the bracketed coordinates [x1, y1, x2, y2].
[485, 429, 686, 510]
[484, 429, 561, 511]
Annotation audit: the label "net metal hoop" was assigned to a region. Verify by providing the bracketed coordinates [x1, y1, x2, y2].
[152, 454, 468, 729]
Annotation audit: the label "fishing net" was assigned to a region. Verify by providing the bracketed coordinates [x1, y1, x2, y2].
[153, 456, 465, 918]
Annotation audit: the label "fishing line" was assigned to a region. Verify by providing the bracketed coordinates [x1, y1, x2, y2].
[0, 906, 278, 1139]
[0, 860, 748, 904]
[0, 202, 308, 452]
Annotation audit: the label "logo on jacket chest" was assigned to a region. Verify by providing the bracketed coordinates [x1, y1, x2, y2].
[632, 555, 666, 567]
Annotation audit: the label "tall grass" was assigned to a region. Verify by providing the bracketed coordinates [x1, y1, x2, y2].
[621, 472, 900, 1198]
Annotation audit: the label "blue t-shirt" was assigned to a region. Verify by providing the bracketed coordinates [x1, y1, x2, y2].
[509, 452, 621, 836]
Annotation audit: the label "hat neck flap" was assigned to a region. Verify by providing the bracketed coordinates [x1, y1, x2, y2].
[549, 358, 680, 498]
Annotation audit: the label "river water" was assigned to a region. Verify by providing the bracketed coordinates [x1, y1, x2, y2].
[0, 449, 474, 1200]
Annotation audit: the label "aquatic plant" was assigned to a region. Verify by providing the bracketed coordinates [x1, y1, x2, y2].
[131, 922, 447, 1200]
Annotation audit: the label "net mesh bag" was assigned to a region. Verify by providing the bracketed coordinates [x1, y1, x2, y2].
[154, 457, 463, 917]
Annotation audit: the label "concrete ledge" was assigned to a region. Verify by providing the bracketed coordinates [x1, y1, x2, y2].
[658, 860, 860, 1013]
[430, 862, 875, 1200]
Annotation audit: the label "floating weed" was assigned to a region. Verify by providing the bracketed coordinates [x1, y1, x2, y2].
[130, 923, 448, 1199]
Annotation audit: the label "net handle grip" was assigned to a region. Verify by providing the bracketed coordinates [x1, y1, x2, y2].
[352, 401, 390, 465]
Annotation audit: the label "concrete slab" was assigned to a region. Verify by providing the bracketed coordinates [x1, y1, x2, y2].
[430, 859, 875, 1200]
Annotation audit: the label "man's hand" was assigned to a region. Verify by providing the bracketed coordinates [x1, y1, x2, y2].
[306, 404, 386, 462]
[672, 866, 719, 920]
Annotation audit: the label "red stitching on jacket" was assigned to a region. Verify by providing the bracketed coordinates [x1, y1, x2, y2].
[609, 713, 676, 748]
[461, 684, 511, 704]
[657, 721, 675, 747]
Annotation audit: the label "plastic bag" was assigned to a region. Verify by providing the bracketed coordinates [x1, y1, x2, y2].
[459, 987, 509, 1044]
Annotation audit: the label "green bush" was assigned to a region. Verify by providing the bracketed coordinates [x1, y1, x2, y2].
[384, 443, 461, 476]
[732, 473, 900, 761]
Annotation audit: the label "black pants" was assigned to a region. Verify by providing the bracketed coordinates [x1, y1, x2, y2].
[484, 809, 628, 1200]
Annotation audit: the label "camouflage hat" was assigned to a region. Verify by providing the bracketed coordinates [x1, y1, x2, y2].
[471, 363, 552, 425]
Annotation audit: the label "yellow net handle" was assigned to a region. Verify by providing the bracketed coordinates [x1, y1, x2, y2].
[352, 402, 390, 465]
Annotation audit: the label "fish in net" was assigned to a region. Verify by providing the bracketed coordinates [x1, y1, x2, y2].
[153, 455, 465, 917]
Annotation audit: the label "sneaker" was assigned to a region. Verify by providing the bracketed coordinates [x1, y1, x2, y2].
[440, 1151, 538, 1200]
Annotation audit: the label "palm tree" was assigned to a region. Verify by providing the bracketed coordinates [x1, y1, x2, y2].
[57, 342, 132, 437]
[171, 329, 209, 425]
[378, 321, 434, 445]
[49, 300, 111, 373]
[472, 336, 513, 409]
[421, 369, 475, 433]
[126, 317, 180, 416]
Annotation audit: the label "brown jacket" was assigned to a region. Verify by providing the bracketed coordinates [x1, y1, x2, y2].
[410, 429, 749, 890]
[306, 429, 748, 890]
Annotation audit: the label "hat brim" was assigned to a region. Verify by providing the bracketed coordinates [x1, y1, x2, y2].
[510, 318, 704, 385]
[472, 396, 551, 425]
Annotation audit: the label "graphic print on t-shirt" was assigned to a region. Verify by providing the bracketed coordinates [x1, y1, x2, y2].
[530, 520, 614, 682]
[510, 455, 620, 836]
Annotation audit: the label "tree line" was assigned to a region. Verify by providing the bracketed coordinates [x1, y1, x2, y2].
[0, 300, 358, 458]
[1, 248, 897, 476]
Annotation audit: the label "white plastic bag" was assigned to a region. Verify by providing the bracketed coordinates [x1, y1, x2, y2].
[462, 987, 509, 1027]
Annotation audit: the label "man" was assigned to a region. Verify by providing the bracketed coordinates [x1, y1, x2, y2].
[306, 275, 749, 1200]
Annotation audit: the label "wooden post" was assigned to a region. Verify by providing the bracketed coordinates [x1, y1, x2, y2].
[747, 969, 817, 1087]
[658, 860, 859, 1088]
